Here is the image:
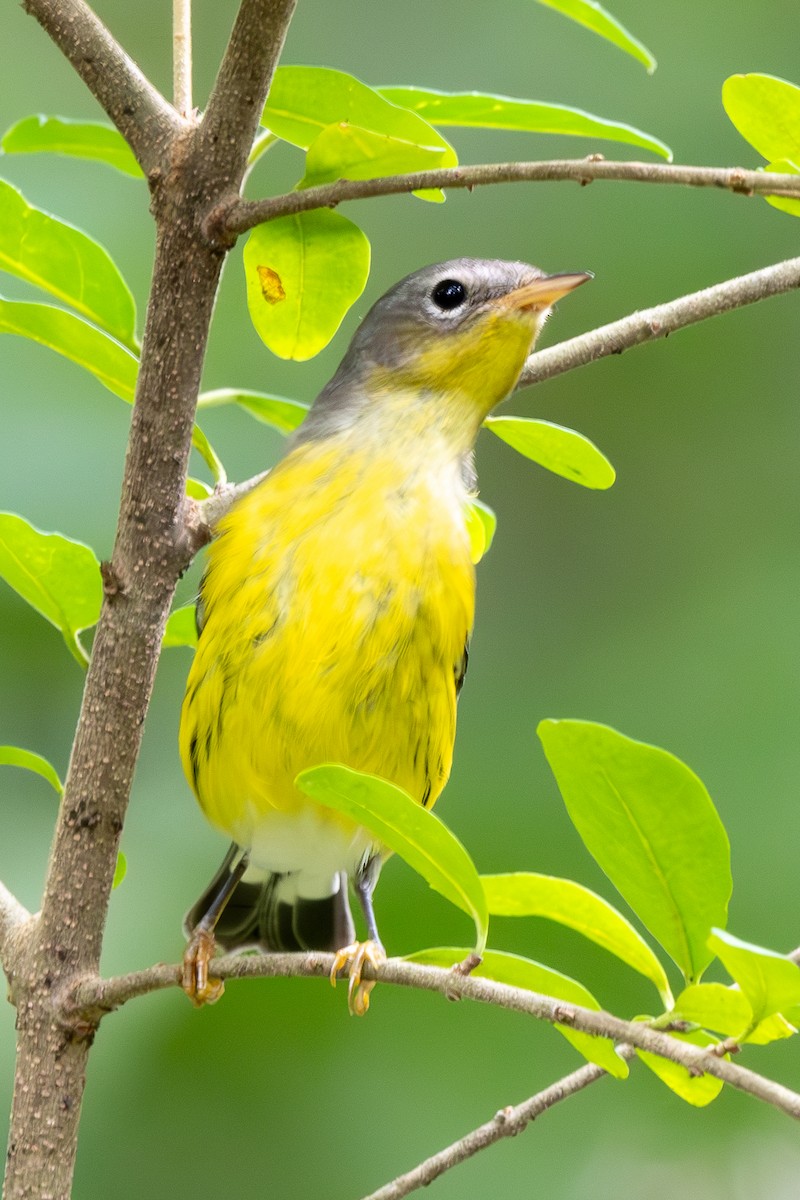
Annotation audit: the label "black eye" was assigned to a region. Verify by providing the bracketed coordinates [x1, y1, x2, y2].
[431, 279, 467, 311]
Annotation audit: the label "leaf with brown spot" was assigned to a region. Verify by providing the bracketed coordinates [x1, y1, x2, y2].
[257, 266, 286, 304]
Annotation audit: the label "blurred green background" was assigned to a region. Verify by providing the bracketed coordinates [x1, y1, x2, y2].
[2, 0, 799, 1195]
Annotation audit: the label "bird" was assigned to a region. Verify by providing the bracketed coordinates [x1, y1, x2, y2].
[179, 257, 590, 1013]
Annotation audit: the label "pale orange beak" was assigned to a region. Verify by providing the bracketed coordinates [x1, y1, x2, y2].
[503, 271, 593, 312]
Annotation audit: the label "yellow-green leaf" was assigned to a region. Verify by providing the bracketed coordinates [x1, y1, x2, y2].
[0, 745, 62, 794]
[762, 160, 800, 218]
[464, 499, 497, 564]
[0, 297, 137, 401]
[538, 720, 732, 983]
[198, 389, 309, 434]
[407, 946, 628, 1077]
[722, 73, 800, 163]
[243, 209, 370, 360]
[112, 851, 127, 889]
[264, 65, 457, 159]
[296, 765, 488, 956]
[532, 0, 656, 73]
[708, 929, 800, 1026]
[483, 871, 672, 1005]
[380, 86, 670, 160]
[484, 416, 615, 489]
[672, 982, 752, 1038]
[163, 605, 198, 649]
[636, 1028, 724, 1107]
[0, 179, 138, 350]
[0, 512, 102, 666]
[301, 122, 455, 202]
[191, 425, 226, 485]
[2, 115, 143, 178]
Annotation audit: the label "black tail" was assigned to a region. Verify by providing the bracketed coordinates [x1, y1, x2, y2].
[184, 845, 355, 952]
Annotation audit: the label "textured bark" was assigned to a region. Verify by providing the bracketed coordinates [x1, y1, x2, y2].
[3, 1, 297, 1196]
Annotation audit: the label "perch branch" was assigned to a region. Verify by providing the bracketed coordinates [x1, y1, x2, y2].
[225, 159, 800, 235]
[21, 0, 183, 175]
[67, 954, 800, 1121]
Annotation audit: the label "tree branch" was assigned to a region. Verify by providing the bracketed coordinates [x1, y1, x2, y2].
[198, 0, 298, 197]
[21, 0, 183, 175]
[518, 254, 800, 387]
[359, 1050, 633, 1200]
[67, 954, 800, 1120]
[224, 159, 800, 236]
[173, 0, 192, 117]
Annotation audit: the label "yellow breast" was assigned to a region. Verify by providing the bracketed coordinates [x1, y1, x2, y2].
[179, 432, 475, 857]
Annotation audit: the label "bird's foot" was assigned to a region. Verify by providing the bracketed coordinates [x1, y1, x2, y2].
[330, 940, 386, 1016]
[182, 928, 225, 1007]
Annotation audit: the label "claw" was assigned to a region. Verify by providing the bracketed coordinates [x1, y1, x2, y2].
[330, 940, 386, 1015]
[182, 928, 225, 1007]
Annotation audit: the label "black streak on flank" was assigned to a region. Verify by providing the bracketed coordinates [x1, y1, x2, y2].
[455, 641, 469, 698]
[188, 732, 201, 790]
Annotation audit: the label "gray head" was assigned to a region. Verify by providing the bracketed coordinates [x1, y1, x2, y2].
[297, 258, 590, 445]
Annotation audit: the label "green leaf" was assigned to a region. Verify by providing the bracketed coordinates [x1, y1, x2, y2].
[464, 499, 497, 565]
[672, 982, 752, 1037]
[380, 86, 671, 160]
[302, 123, 454, 198]
[483, 872, 672, 1005]
[0, 512, 102, 666]
[745, 1012, 797, 1045]
[0, 745, 62, 794]
[296, 764, 488, 956]
[722, 74, 800, 163]
[0, 296, 137, 401]
[708, 929, 800, 1027]
[538, 720, 732, 983]
[407, 947, 628, 1077]
[243, 209, 370, 361]
[762, 160, 800, 218]
[112, 851, 127, 889]
[191, 425, 226, 485]
[186, 477, 213, 500]
[2, 115, 143, 178]
[636, 1028, 724, 1107]
[198, 388, 309, 434]
[671, 982, 796, 1046]
[264, 66, 457, 160]
[0, 180, 138, 350]
[163, 604, 198, 649]
[531, 0, 656, 73]
[484, 416, 615, 489]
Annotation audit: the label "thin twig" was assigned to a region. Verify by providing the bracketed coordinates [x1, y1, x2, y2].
[172, 0, 192, 117]
[518, 254, 800, 387]
[67, 954, 800, 1121]
[359, 1049, 634, 1200]
[21, 0, 183, 175]
[0, 882, 31, 975]
[224, 159, 800, 236]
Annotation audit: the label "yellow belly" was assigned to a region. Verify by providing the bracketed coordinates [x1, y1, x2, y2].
[179, 436, 475, 874]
